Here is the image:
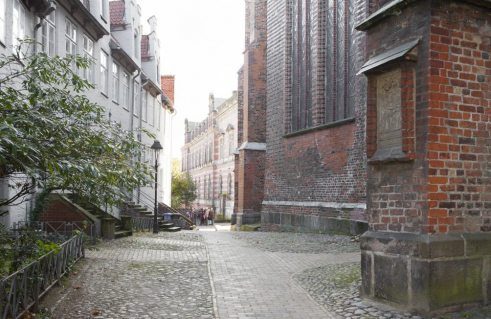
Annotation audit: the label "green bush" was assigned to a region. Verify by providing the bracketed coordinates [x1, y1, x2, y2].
[0, 224, 61, 277]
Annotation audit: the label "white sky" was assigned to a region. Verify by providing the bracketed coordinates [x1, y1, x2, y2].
[137, 0, 246, 160]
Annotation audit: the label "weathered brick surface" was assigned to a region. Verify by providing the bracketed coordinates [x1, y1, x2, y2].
[40, 200, 88, 222]
[366, 0, 491, 234]
[261, 0, 368, 228]
[235, 0, 268, 224]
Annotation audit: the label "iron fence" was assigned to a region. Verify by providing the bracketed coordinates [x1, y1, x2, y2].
[132, 217, 153, 232]
[0, 234, 85, 319]
[12, 221, 97, 243]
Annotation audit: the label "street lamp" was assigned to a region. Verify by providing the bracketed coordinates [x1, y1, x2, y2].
[150, 140, 163, 234]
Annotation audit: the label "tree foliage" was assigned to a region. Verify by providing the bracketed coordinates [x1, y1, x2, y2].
[171, 158, 196, 209]
[0, 40, 153, 214]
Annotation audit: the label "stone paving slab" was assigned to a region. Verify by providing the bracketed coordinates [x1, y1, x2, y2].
[39, 230, 491, 319]
[203, 231, 360, 319]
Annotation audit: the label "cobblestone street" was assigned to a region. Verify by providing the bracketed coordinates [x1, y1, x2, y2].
[39, 228, 491, 319]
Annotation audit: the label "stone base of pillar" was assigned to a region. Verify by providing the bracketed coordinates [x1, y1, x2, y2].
[361, 231, 491, 315]
[231, 213, 237, 225]
[121, 216, 133, 231]
[101, 218, 116, 240]
[235, 212, 261, 229]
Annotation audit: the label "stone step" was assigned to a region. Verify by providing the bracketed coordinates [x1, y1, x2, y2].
[160, 223, 175, 229]
[126, 201, 136, 206]
[115, 230, 132, 239]
[161, 227, 180, 232]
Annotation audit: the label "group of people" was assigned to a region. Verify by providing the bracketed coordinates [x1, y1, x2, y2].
[187, 208, 215, 226]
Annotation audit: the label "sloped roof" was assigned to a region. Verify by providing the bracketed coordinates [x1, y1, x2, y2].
[109, 1, 125, 27]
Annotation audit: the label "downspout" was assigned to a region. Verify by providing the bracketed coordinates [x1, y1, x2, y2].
[129, 69, 141, 202]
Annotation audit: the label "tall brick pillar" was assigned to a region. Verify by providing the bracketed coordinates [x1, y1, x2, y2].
[235, 0, 268, 228]
[357, 0, 491, 314]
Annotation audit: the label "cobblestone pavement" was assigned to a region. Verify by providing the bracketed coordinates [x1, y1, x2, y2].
[40, 230, 491, 319]
[203, 231, 360, 319]
[40, 232, 214, 319]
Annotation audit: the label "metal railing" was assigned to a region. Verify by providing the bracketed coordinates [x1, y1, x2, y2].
[137, 190, 195, 229]
[132, 217, 153, 232]
[158, 202, 195, 229]
[12, 221, 97, 242]
[0, 234, 85, 319]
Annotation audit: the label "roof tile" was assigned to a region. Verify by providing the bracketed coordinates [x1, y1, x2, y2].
[109, 1, 125, 27]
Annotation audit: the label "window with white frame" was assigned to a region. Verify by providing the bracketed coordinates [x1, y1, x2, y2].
[156, 100, 161, 130]
[100, 51, 108, 95]
[100, 0, 107, 20]
[12, 0, 25, 51]
[112, 63, 119, 102]
[133, 81, 139, 116]
[65, 19, 77, 69]
[134, 30, 138, 58]
[83, 35, 94, 83]
[142, 91, 147, 120]
[0, 0, 6, 44]
[149, 97, 154, 126]
[122, 72, 129, 109]
[42, 12, 55, 57]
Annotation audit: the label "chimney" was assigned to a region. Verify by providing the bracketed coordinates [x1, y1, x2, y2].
[161, 75, 175, 104]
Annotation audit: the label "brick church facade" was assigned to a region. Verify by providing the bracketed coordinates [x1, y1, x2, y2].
[237, 0, 491, 314]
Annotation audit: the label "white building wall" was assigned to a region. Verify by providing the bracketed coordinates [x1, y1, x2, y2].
[0, 0, 173, 227]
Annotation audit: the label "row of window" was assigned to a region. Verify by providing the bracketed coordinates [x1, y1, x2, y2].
[195, 174, 233, 200]
[184, 132, 234, 171]
[291, 0, 357, 132]
[0, 0, 160, 128]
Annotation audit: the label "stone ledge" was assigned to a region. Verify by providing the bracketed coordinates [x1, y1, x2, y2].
[361, 231, 491, 258]
[262, 211, 368, 235]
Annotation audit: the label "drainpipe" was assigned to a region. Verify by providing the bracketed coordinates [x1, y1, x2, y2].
[129, 69, 141, 202]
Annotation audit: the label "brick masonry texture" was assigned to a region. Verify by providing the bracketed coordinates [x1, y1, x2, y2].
[366, 0, 491, 235]
[160, 75, 175, 104]
[40, 199, 89, 223]
[261, 0, 368, 231]
[235, 0, 268, 225]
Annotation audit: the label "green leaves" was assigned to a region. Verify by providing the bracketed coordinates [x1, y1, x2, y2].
[171, 159, 197, 209]
[0, 40, 153, 211]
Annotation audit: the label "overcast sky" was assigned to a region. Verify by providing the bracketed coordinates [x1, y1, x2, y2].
[137, 0, 246, 160]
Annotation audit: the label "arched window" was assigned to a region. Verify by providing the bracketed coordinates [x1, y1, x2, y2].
[203, 176, 206, 200]
[208, 175, 212, 199]
[228, 174, 232, 196]
[218, 176, 222, 197]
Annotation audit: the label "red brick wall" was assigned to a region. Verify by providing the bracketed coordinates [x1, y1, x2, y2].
[365, 1, 431, 233]
[262, 0, 367, 224]
[40, 199, 88, 222]
[426, 0, 491, 234]
[161, 75, 175, 104]
[365, 0, 491, 235]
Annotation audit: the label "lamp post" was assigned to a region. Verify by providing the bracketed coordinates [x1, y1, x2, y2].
[150, 140, 163, 234]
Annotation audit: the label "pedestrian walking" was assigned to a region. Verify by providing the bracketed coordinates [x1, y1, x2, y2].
[201, 209, 206, 226]
[209, 209, 215, 225]
[205, 209, 210, 225]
